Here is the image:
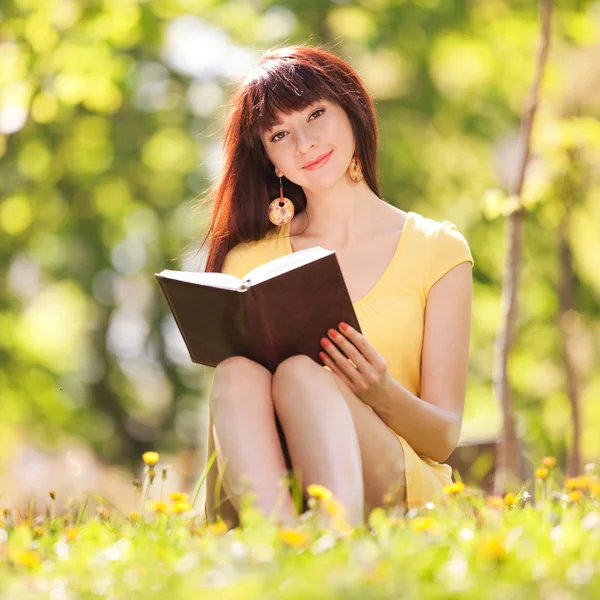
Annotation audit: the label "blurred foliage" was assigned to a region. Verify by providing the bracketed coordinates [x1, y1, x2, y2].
[0, 0, 599, 479]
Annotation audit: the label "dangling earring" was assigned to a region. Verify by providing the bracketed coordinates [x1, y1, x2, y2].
[268, 175, 295, 226]
[349, 152, 363, 182]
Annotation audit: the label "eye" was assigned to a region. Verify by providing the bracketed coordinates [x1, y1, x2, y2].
[270, 108, 325, 143]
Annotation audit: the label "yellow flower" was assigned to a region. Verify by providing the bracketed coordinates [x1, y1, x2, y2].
[330, 513, 355, 536]
[208, 521, 229, 536]
[146, 500, 168, 513]
[12, 549, 40, 568]
[566, 476, 593, 491]
[443, 482, 465, 495]
[411, 517, 435, 532]
[142, 451, 160, 467]
[279, 527, 308, 548]
[382, 492, 394, 504]
[129, 511, 142, 522]
[65, 526, 78, 542]
[569, 491, 582, 502]
[170, 501, 192, 514]
[478, 534, 506, 559]
[590, 482, 600, 497]
[48, 490, 56, 500]
[541, 456, 557, 469]
[169, 492, 189, 503]
[535, 468, 549, 480]
[503, 493, 517, 507]
[307, 484, 333, 500]
[321, 497, 343, 516]
[33, 526, 45, 537]
[486, 496, 505, 508]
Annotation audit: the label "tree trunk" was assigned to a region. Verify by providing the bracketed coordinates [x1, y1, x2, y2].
[492, 0, 553, 496]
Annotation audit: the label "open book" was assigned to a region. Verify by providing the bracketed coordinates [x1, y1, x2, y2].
[155, 246, 361, 373]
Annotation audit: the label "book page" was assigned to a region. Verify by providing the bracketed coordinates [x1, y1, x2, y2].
[242, 246, 333, 284]
[156, 270, 243, 291]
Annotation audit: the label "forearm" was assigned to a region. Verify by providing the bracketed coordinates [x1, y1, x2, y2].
[369, 378, 461, 463]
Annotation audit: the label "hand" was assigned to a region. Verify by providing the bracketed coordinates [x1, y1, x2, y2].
[319, 322, 392, 408]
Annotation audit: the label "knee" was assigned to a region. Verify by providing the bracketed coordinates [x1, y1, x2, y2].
[211, 356, 272, 409]
[272, 354, 321, 400]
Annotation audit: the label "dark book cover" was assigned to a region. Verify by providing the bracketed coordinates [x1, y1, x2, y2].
[155, 252, 361, 373]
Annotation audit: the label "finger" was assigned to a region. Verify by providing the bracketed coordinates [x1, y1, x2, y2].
[327, 328, 371, 373]
[320, 337, 363, 387]
[338, 322, 385, 369]
[319, 351, 356, 392]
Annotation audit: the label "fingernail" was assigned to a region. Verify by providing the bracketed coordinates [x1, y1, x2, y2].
[321, 338, 330, 348]
[339, 322, 349, 331]
[319, 352, 326, 362]
[328, 328, 338, 338]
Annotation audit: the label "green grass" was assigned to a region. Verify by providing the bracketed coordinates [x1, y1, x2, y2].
[1, 454, 599, 599]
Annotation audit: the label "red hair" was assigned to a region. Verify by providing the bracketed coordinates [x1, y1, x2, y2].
[195, 43, 382, 273]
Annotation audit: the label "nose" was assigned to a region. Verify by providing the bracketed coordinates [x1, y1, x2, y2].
[296, 130, 317, 156]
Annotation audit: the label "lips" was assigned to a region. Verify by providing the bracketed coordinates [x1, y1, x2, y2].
[303, 150, 333, 169]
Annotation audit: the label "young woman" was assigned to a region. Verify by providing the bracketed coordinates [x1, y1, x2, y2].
[198, 44, 474, 529]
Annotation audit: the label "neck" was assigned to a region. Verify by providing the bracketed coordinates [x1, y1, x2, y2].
[300, 176, 384, 248]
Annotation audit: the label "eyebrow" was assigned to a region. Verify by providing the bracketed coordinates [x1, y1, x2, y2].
[268, 103, 320, 133]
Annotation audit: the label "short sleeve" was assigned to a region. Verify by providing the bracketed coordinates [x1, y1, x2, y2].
[426, 220, 474, 295]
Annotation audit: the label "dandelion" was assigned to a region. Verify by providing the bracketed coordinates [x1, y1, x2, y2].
[142, 451, 160, 467]
[12, 549, 40, 568]
[169, 492, 189, 503]
[321, 497, 344, 517]
[411, 517, 436, 532]
[503, 493, 517, 507]
[478, 534, 506, 559]
[443, 482, 465, 495]
[279, 527, 308, 548]
[307, 484, 333, 500]
[147, 500, 168, 513]
[536, 468, 549, 480]
[65, 526, 78, 542]
[569, 491, 582, 503]
[170, 501, 192, 514]
[33, 526, 45, 537]
[541, 456, 557, 469]
[129, 511, 142, 523]
[486, 496, 505, 508]
[329, 513, 355, 536]
[48, 490, 56, 500]
[208, 521, 229, 536]
[566, 476, 593, 491]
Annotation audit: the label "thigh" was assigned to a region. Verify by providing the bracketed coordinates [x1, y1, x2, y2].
[328, 370, 407, 512]
[205, 356, 276, 526]
[272, 356, 406, 513]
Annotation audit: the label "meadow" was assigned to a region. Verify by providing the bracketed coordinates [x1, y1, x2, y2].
[1, 452, 599, 599]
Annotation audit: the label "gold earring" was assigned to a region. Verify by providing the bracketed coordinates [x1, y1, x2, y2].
[268, 175, 295, 226]
[349, 153, 363, 182]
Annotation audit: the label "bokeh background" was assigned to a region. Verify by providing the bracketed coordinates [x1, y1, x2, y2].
[1, 0, 599, 512]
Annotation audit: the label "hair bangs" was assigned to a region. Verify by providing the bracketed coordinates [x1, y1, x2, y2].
[245, 62, 335, 139]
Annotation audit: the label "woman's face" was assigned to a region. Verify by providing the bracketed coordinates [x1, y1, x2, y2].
[260, 98, 356, 190]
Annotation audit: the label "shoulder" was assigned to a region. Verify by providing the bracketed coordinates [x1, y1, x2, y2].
[221, 227, 282, 278]
[412, 212, 472, 256]
[410, 212, 474, 294]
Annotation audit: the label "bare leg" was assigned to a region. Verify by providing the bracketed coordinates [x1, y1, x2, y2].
[272, 356, 364, 527]
[209, 356, 297, 526]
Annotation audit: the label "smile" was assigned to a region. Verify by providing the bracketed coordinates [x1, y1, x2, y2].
[303, 150, 333, 170]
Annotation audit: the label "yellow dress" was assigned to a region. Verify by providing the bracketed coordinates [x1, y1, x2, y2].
[210, 210, 474, 512]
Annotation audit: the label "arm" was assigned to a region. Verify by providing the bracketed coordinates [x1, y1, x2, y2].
[369, 261, 473, 462]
